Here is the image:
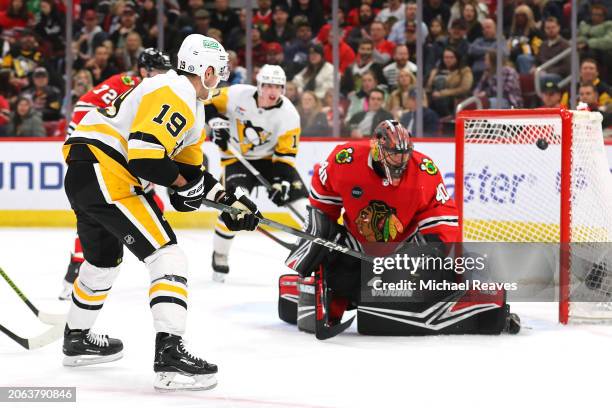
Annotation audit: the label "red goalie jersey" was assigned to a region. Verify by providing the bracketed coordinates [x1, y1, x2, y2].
[67, 74, 140, 136]
[310, 142, 459, 248]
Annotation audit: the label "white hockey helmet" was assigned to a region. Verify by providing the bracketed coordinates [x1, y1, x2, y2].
[256, 64, 286, 94]
[177, 34, 229, 89]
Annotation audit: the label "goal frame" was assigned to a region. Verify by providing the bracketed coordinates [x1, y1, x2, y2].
[455, 108, 575, 324]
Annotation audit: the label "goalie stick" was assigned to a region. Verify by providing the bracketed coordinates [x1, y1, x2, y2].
[0, 267, 66, 349]
[202, 200, 375, 263]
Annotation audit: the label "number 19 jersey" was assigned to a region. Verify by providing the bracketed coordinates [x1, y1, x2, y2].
[64, 70, 206, 188]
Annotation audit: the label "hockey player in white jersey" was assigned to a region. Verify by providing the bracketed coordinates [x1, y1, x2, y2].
[204, 64, 309, 282]
[62, 34, 261, 391]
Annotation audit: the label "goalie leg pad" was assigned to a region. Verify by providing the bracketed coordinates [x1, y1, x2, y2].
[145, 245, 189, 336]
[278, 274, 299, 324]
[297, 276, 316, 333]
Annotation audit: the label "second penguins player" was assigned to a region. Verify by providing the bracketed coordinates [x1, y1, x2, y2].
[204, 65, 309, 282]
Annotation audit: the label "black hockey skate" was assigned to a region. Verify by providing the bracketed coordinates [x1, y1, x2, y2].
[504, 312, 521, 334]
[211, 251, 229, 283]
[153, 332, 218, 391]
[62, 326, 123, 366]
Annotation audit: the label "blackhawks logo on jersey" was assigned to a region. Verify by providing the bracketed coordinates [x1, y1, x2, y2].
[420, 158, 438, 175]
[335, 147, 354, 164]
[356, 200, 404, 242]
[121, 75, 135, 86]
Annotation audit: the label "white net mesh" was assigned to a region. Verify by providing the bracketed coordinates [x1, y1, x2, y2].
[460, 110, 612, 322]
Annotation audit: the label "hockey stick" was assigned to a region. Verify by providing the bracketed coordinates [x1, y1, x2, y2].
[203, 200, 375, 263]
[0, 267, 66, 349]
[0, 322, 64, 350]
[257, 227, 296, 251]
[225, 144, 306, 224]
[0, 267, 65, 325]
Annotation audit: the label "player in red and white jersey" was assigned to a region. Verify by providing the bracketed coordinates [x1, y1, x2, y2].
[59, 48, 172, 300]
[283, 120, 520, 336]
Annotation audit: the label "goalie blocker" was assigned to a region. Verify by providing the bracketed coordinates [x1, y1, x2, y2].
[279, 207, 520, 336]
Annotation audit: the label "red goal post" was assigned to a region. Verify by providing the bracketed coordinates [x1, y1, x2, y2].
[455, 108, 612, 324]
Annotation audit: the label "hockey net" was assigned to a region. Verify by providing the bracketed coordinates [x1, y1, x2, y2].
[455, 108, 612, 323]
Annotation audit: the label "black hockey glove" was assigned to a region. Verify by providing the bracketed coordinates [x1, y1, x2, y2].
[218, 187, 261, 231]
[268, 163, 293, 206]
[168, 173, 205, 212]
[209, 117, 230, 151]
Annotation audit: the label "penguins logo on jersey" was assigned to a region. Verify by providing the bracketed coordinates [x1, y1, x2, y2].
[237, 120, 270, 149]
[356, 201, 404, 243]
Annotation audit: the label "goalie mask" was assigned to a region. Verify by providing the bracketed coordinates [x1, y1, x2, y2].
[371, 120, 413, 186]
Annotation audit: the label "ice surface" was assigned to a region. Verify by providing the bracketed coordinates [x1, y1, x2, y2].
[1, 228, 611, 408]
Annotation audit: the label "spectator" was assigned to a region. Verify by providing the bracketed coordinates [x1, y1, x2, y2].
[376, 0, 406, 24]
[86, 45, 119, 85]
[579, 82, 612, 127]
[424, 17, 448, 74]
[321, 88, 345, 128]
[507, 5, 543, 74]
[284, 17, 313, 77]
[121, 32, 144, 71]
[253, 0, 273, 33]
[386, 68, 417, 119]
[449, 0, 488, 26]
[226, 9, 247, 52]
[145, 13, 181, 54]
[468, 18, 505, 82]
[6, 96, 45, 137]
[0, 68, 20, 107]
[578, 4, 612, 61]
[427, 46, 473, 117]
[383, 44, 418, 89]
[177, 0, 205, 34]
[368, 21, 396, 64]
[109, 2, 146, 53]
[0, 93, 9, 136]
[34, 0, 65, 54]
[462, 3, 483, 42]
[346, 2, 376, 50]
[74, 10, 108, 59]
[345, 70, 381, 122]
[399, 87, 440, 137]
[139, 0, 158, 42]
[207, 28, 223, 43]
[2, 30, 43, 86]
[439, 18, 469, 65]
[424, 0, 451, 27]
[225, 50, 247, 85]
[389, 1, 429, 44]
[238, 27, 268, 67]
[22, 66, 62, 121]
[539, 80, 564, 108]
[347, 88, 393, 138]
[315, 24, 355, 75]
[536, 16, 571, 82]
[191, 9, 211, 36]
[341, 39, 386, 95]
[293, 44, 334, 99]
[0, 0, 31, 30]
[299, 91, 331, 137]
[71, 69, 94, 104]
[210, 0, 239, 43]
[285, 81, 300, 105]
[474, 50, 523, 108]
[290, 0, 325, 34]
[263, 4, 295, 47]
[561, 59, 611, 107]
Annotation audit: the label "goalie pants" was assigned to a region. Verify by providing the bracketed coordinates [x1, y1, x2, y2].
[63, 147, 188, 335]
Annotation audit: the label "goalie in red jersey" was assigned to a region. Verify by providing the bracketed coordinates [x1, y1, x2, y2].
[58, 48, 172, 300]
[282, 120, 520, 337]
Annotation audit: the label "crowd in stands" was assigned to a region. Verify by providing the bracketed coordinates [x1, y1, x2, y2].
[1, 0, 611, 138]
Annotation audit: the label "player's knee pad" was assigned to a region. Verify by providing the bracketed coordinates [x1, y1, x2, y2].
[77, 261, 121, 291]
[144, 244, 188, 282]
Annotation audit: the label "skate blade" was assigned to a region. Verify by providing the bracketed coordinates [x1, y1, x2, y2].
[154, 372, 218, 392]
[63, 351, 123, 367]
[212, 272, 226, 283]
